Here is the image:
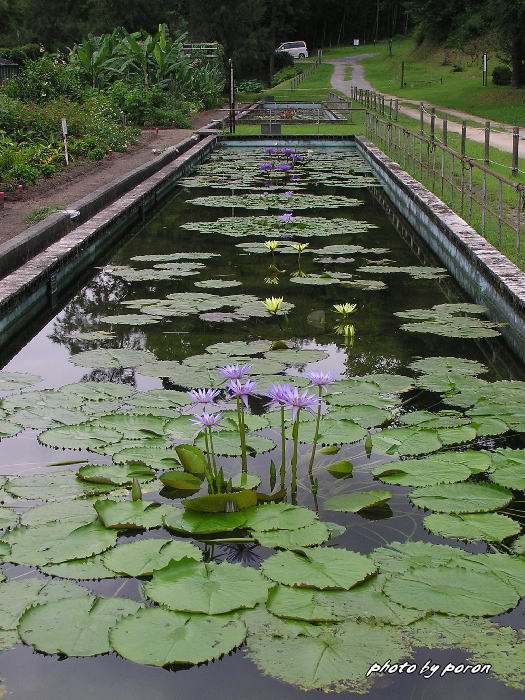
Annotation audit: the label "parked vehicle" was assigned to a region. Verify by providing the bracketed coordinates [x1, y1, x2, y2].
[276, 41, 308, 59]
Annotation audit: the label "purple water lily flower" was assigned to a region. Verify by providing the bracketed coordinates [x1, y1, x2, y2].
[282, 147, 295, 156]
[261, 383, 293, 411]
[305, 371, 336, 394]
[282, 386, 320, 419]
[278, 213, 295, 224]
[259, 163, 274, 171]
[265, 147, 279, 154]
[276, 163, 292, 172]
[218, 363, 253, 380]
[227, 378, 258, 407]
[190, 411, 223, 435]
[187, 388, 221, 405]
[284, 190, 293, 198]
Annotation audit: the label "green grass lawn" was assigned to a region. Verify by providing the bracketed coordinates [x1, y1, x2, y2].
[357, 38, 525, 127]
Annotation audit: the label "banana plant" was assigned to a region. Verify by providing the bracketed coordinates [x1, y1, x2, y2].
[69, 33, 119, 88]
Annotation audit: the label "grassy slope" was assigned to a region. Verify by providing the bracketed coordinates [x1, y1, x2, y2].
[356, 38, 525, 127]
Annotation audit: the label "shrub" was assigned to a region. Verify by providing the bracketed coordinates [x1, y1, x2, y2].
[103, 82, 192, 127]
[271, 66, 303, 87]
[2, 56, 84, 104]
[237, 79, 264, 93]
[0, 44, 41, 66]
[274, 51, 294, 71]
[492, 65, 512, 85]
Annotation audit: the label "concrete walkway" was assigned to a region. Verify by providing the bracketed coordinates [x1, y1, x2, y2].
[329, 54, 525, 162]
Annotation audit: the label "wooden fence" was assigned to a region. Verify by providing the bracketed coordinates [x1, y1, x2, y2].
[365, 111, 524, 262]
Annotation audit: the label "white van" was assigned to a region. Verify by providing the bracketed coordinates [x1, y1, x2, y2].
[276, 41, 309, 59]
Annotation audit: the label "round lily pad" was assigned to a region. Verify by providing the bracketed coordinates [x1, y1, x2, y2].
[409, 482, 514, 513]
[261, 547, 377, 590]
[323, 491, 392, 513]
[383, 565, 520, 616]
[19, 596, 142, 656]
[103, 538, 202, 577]
[2, 520, 117, 566]
[424, 512, 521, 542]
[144, 559, 269, 614]
[110, 607, 247, 666]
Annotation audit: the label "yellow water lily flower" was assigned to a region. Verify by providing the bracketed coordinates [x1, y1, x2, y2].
[263, 297, 284, 313]
[291, 243, 309, 252]
[264, 240, 279, 251]
[333, 303, 357, 316]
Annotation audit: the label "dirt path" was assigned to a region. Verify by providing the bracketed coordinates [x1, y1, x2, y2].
[330, 55, 525, 160]
[0, 107, 229, 245]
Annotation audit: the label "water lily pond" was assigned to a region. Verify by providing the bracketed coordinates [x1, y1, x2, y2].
[0, 144, 524, 699]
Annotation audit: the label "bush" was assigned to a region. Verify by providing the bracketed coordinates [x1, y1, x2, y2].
[274, 51, 294, 71]
[236, 79, 264, 93]
[103, 82, 192, 127]
[271, 66, 303, 87]
[492, 65, 512, 86]
[0, 44, 41, 66]
[2, 56, 84, 104]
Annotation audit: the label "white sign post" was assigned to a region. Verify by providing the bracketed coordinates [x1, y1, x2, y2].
[61, 118, 69, 165]
[353, 39, 360, 46]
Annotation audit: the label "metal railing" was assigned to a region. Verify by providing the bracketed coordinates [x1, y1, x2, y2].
[365, 111, 524, 262]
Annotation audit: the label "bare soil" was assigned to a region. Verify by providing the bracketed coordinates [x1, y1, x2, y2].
[0, 107, 228, 246]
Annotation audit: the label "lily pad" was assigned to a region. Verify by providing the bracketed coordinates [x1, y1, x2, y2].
[246, 619, 409, 692]
[0, 507, 18, 530]
[383, 564, 519, 616]
[489, 449, 525, 490]
[0, 371, 41, 392]
[372, 452, 481, 487]
[78, 463, 156, 486]
[0, 578, 90, 630]
[5, 470, 117, 501]
[38, 424, 124, 452]
[163, 508, 248, 534]
[323, 491, 392, 513]
[409, 482, 513, 513]
[261, 546, 377, 590]
[110, 607, 247, 666]
[144, 559, 269, 614]
[41, 552, 117, 579]
[424, 512, 521, 541]
[19, 596, 142, 657]
[103, 539, 202, 577]
[69, 349, 155, 368]
[112, 446, 180, 470]
[243, 503, 318, 532]
[253, 521, 331, 549]
[1, 520, 117, 566]
[94, 500, 172, 529]
[195, 431, 276, 456]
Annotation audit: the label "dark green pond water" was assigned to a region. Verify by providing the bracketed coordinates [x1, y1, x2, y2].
[0, 145, 523, 699]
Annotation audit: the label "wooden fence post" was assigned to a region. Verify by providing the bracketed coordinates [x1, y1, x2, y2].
[461, 121, 467, 156]
[484, 122, 491, 164]
[512, 127, 520, 176]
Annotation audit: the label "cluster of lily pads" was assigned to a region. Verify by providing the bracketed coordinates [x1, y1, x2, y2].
[0, 145, 524, 695]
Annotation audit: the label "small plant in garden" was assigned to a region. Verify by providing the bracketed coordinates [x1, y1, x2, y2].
[23, 205, 64, 223]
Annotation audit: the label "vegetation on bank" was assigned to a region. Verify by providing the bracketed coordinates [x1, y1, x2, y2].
[0, 24, 225, 191]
